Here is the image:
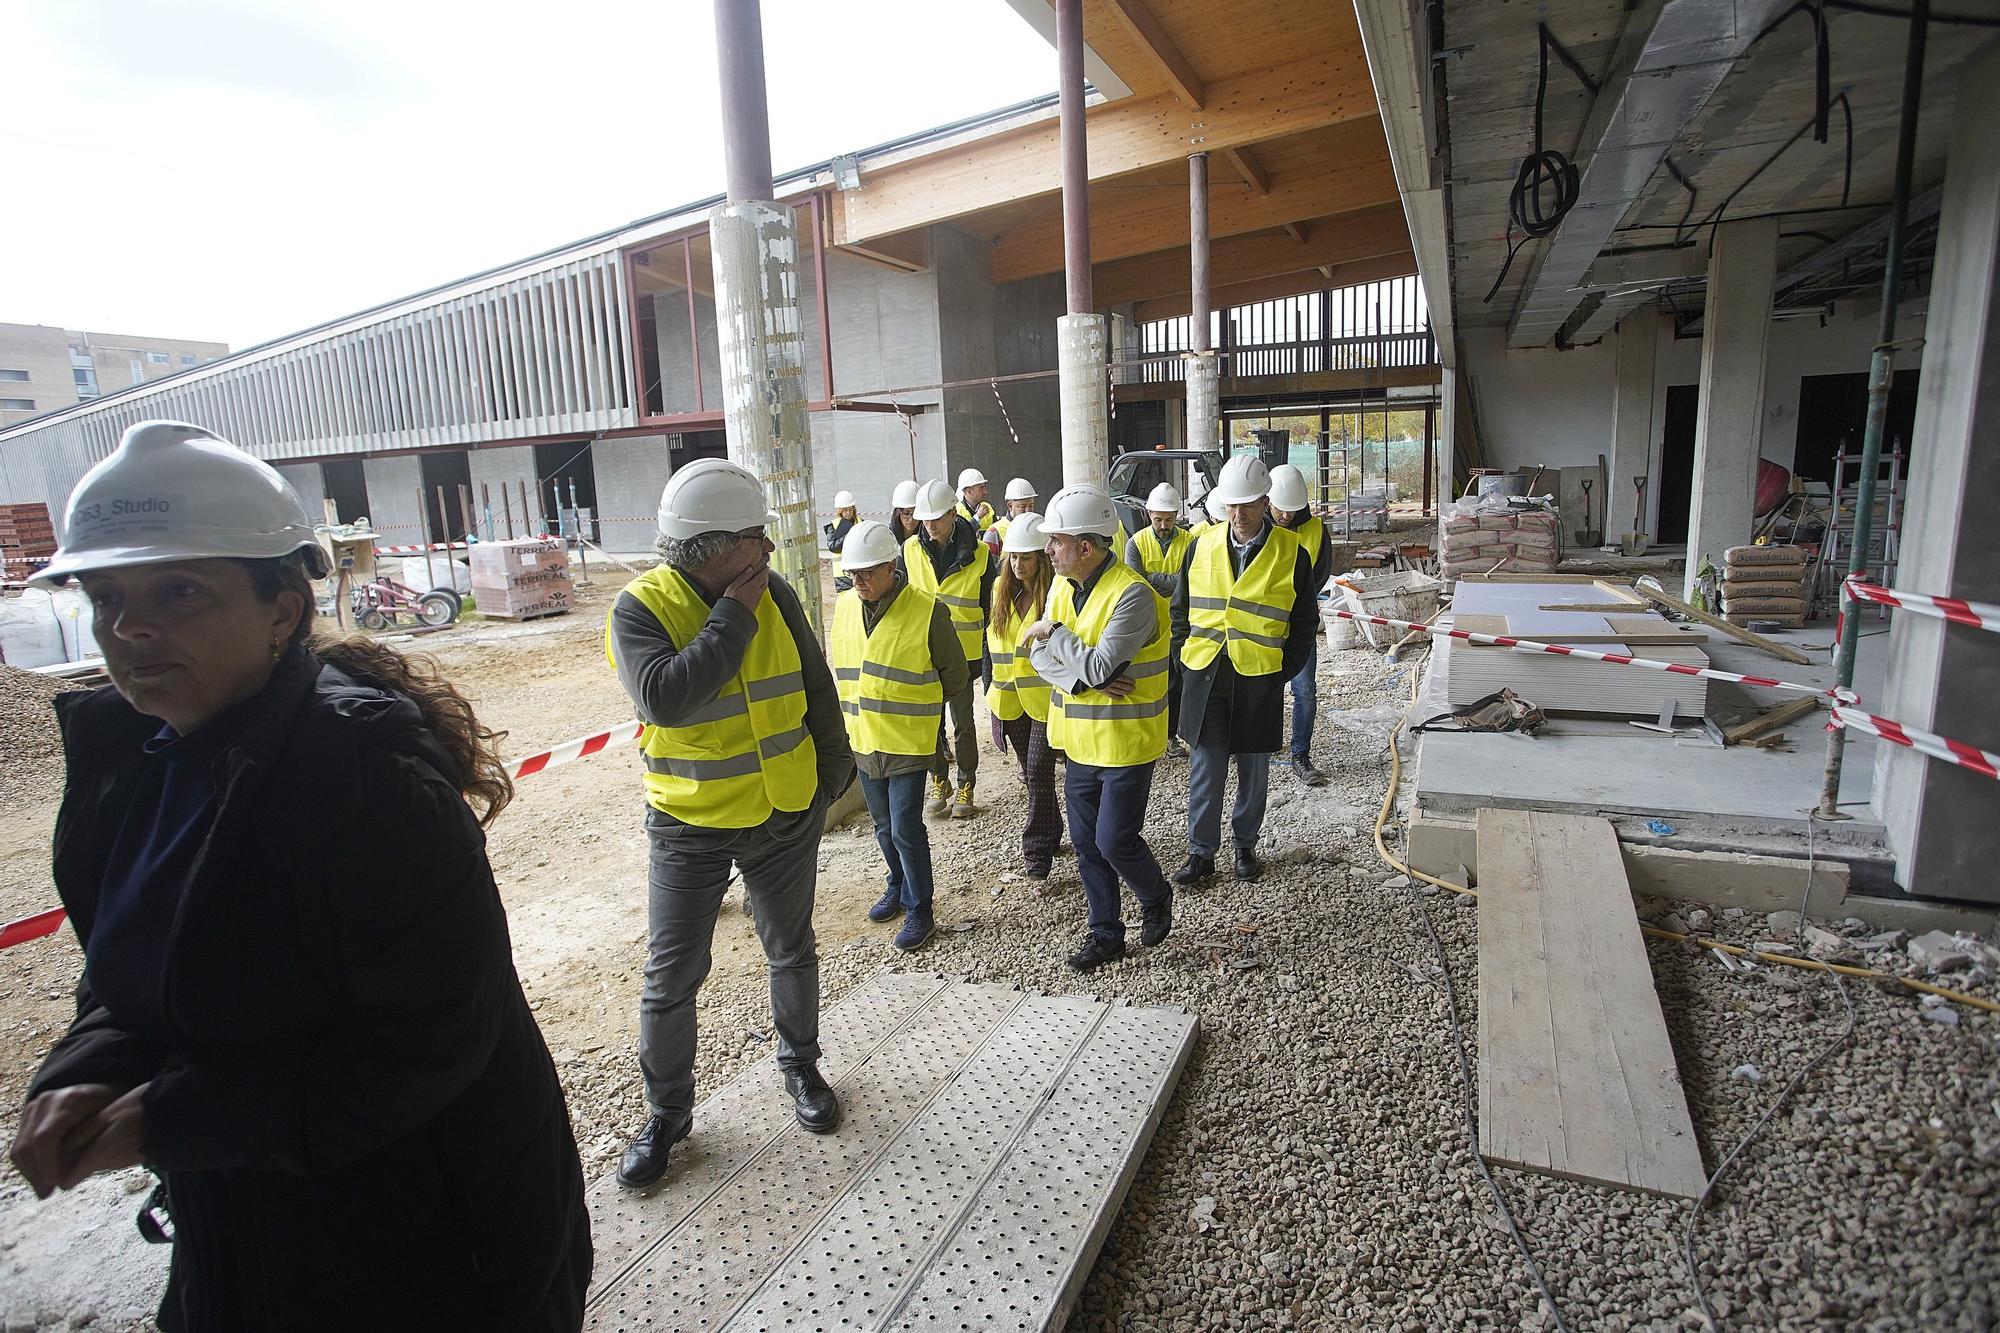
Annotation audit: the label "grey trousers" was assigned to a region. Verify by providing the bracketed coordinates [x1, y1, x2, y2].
[928, 672, 979, 785]
[640, 801, 824, 1121]
[1187, 693, 1271, 858]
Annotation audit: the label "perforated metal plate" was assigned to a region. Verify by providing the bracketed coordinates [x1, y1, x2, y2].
[583, 976, 1199, 1332]
[587, 971, 953, 1298]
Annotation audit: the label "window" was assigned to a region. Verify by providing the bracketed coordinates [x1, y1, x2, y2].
[147, 352, 170, 364]
[74, 368, 99, 398]
[0, 398, 35, 411]
[179, 354, 198, 365]
[0, 369, 27, 382]
[131, 358, 144, 383]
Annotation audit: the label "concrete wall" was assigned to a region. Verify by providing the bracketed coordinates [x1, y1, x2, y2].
[277, 463, 328, 523]
[466, 445, 538, 537]
[592, 433, 674, 552]
[0, 324, 74, 427]
[1464, 299, 1929, 531]
[809, 247, 944, 520]
[360, 454, 424, 543]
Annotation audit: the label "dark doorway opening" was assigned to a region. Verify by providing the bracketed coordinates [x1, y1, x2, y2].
[1793, 369, 1921, 484]
[535, 442, 600, 542]
[1656, 384, 1699, 545]
[669, 429, 728, 471]
[1111, 399, 1168, 456]
[418, 449, 473, 542]
[321, 458, 369, 525]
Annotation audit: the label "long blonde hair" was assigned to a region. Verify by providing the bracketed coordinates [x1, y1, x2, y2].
[990, 550, 1051, 639]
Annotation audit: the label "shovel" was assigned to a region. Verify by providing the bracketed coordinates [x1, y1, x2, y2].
[1622, 476, 1650, 557]
[1576, 478, 1602, 546]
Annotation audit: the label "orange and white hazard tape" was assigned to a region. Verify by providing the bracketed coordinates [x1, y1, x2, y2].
[1844, 576, 2000, 634]
[3, 718, 649, 950]
[1829, 704, 1999, 781]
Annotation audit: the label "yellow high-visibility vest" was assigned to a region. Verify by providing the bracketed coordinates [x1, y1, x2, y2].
[957, 498, 995, 530]
[1180, 523, 1302, 676]
[1132, 523, 1192, 576]
[609, 566, 817, 828]
[830, 586, 944, 757]
[986, 598, 1052, 724]
[1045, 560, 1169, 767]
[1286, 514, 1325, 569]
[904, 532, 991, 665]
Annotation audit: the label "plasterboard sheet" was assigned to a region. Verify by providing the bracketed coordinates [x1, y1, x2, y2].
[1445, 618, 1709, 719]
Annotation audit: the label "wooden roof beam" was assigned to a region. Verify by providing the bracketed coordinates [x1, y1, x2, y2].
[830, 48, 1375, 244]
[1093, 202, 1409, 307]
[1104, 0, 1204, 109]
[1282, 221, 1309, 245]
[1220, 146, 1270, 195]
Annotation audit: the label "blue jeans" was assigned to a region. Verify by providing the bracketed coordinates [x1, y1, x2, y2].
[1288, 643, 1318, 762]
[1063, 761, 1172, 946]
[1187, 740, 1271, 858]
[859, 769, 934, 913]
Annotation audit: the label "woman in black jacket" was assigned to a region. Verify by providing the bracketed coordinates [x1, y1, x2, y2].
[8, 421, 590, 1332]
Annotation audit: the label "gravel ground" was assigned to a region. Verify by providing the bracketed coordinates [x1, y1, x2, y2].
[0, 665, 77, 811]
[5, 591, 1997, 1331]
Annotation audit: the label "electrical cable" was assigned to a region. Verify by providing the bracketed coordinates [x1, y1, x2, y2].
[1679, 93, 1855, 246]
[1482, 24, 1590, 304]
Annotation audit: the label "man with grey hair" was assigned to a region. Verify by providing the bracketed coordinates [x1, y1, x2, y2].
[606, 459, 854, 1191]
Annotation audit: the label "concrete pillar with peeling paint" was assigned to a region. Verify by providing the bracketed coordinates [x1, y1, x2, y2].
[1058, 313, 1109, 487]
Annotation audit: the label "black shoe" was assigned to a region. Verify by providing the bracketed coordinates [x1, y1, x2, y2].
[1290, 756, 1329, 787]
[1234, 847, 1263, 881]
[1172, 854, 1214, 886]
[1140, 904, 1173, 948]
[785, 1065, 841, 1134]
[1067, 934, 1127, 972]
[616, 1111, 692, 1189]
[894, 909, 935, 952]
[868, 887, 903, 923]
[1023, 865, 1050, 881]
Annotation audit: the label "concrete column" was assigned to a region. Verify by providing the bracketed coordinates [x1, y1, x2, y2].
[1683, 218, 1777, 598]
[710, 200, 822, 635]
[1873, 39, 2000, 902]
[1608, 309, 1657, 547]
[1057, 314, 1109, 486]
[1184, 355, 1219, 453]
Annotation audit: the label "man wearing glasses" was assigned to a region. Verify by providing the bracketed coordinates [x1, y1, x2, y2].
[605, 459, 856, 1190]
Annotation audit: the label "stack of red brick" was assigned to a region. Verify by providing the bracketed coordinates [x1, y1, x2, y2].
[0, 503, 56, 583]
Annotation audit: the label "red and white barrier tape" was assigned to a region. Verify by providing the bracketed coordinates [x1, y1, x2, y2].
[1830, 703, 1999, 781]
[1844, 577, 2000, 634]
[376, 541, 472, 556]
[3, 719, 649, 949]
[1328, 607, 1849, 701]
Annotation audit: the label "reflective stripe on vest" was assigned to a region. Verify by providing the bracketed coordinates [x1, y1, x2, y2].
[609, 566, 817, 828]
[986, 603, 1052, 724]
[1134, 523, 1192, 576]
[905, 532, 990, 664]
[830, 586, 945, 757]
[1046, 560, 1170, 767]
[1180, 523, 1301, 676]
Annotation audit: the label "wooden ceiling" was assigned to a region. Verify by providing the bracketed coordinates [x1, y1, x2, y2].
[824, 0, 1416, 312]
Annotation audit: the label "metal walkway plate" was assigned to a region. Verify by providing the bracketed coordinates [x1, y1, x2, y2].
[585, 973, 1198, 1332]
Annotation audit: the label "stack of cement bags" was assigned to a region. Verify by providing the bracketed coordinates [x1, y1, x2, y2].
[1721, 544, 1810, 626]
[1439, 504, 1561, 579]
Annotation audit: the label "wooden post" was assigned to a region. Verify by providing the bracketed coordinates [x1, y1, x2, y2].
[458, 485, 474, 545]
[519, 479, 534, 536]
[501, 484, 515, 540]
[416, 488, 438, 592]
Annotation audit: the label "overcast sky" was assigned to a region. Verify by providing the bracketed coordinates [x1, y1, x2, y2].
[1, 0, 1056, 350]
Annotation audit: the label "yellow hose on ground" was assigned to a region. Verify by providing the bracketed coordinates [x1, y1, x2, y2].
[1369, 657, 2000, 1016]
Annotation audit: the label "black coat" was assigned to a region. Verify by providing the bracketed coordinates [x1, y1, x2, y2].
[28, 647, 590, 1333]
[1170, 520, 1320, 754]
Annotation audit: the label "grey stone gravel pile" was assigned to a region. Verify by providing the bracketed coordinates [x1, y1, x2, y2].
[550, 643, 1999, 1330]
[0, 666, 77, 811]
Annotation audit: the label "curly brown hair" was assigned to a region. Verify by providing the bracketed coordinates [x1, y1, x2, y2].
[246, 555, 515, 826]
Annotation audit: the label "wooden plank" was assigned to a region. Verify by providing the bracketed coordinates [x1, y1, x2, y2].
[1133, 251, 1415, 320]
[1476, 809, 1708, 1199]
[1219, 144, 1270, 194]
[1456, 572, 1633, 584]
[1723, 695, 1821, 744]
[1635, 586, 1813, 666]
[1452, 612, 1706, 647]
[833, 51, 1376, 243]
[1103, 0, 1205, 109]
[1093, 202, 1408, 307]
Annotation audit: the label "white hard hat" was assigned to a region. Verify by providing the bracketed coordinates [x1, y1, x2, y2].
[1145, 482, 1183, 513]
[891, 479, 920, 510]
[833, 489, 856, 510]
[1004, 477, 1037, 502]
[657, 457, 779, 541]
[838, 519, 901, 571]
[1041, 485, 1119, 539]
[1212, 454, 1271, 505]
[1000, 512, 1048, 554]
[913, 478, 958, 521]
[1206, 489, 1228, 522]
[1267, 464, 1309, 512]
[33, 420, 328, 587]
[957, 468, 988, 491]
